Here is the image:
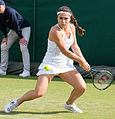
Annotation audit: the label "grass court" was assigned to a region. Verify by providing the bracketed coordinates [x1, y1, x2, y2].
[0, 75, 115, 119]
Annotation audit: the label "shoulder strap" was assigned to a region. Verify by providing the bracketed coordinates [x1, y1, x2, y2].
[68, 24, 72, 34]
[57, 24, 62, 30]
[57, 24, 65, 36]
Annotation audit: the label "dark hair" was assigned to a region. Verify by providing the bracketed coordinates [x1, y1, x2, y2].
[57, 6, 85, 36]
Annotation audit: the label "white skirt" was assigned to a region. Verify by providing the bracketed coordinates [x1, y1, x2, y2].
[36, 60, 76, 76]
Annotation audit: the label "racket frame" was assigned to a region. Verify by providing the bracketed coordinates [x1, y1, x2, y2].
[90, 69, 113, 90]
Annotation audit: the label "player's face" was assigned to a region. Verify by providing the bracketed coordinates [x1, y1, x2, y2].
[57, 14, 71, 27]
[0, 5, 5, 13]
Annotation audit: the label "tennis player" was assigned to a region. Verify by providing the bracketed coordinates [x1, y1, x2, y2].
[0, 0, 30, 77]
[4, 6, 90, 113]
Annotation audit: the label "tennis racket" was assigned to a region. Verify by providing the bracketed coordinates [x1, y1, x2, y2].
[90, 69, 113, 90]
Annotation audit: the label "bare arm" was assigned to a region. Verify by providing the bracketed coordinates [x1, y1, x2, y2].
[49, 26, 90, 71]
[70, 24, 90, 70]
[71, 25, 86, 61]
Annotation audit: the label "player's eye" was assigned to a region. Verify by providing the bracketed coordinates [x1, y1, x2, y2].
[59, 17, 68, 20]
[59, 17, 63, 20]
[64, 17, 68, 20]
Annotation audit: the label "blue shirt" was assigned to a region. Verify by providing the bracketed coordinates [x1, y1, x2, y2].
[0, 6, 30, 39]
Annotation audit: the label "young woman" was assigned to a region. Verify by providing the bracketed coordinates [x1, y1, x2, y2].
[0, 0, 30, 77]
[4, 6, 90, 113]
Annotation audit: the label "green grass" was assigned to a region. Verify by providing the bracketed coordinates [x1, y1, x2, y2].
[0, 75, 115, 119]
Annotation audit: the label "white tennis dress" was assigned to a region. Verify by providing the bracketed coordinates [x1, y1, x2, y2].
[37, 24, 76, 76]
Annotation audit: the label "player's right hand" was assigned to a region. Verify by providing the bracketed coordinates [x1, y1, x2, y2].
[79, 61, 90, 71]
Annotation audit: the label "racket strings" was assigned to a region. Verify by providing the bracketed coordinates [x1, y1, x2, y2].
[93, 72, 113, 90]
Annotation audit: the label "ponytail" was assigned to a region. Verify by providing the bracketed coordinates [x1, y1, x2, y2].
[71, 15, 85, 36]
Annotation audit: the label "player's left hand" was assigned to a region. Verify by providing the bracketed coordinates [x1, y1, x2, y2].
[19, 38, 27, 45]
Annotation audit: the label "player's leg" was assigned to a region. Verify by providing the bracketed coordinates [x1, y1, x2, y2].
[0, 30, 18, 75]
[4, 74, 54, 113]
[18, 74, 54, 104]
[58, 69, 86, 113]
[19, 27, 31, 77]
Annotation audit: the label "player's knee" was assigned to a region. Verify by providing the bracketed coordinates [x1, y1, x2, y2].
[34, 90, 45, 98]
[81, 85, 87, 92]
[79, 85, 86, 93]
[75, 85, 86, 93]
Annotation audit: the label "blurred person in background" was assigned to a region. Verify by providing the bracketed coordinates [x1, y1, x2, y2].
[0, 0, 31, 77]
